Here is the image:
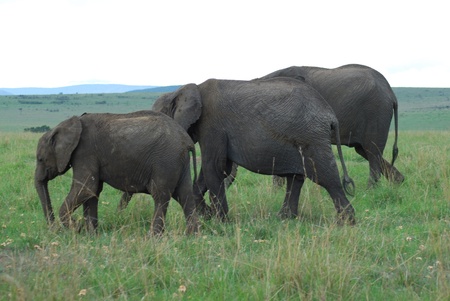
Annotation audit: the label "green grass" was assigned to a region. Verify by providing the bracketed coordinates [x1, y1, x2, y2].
[1, 131, 449, 300]
[1, 88, 449, 299]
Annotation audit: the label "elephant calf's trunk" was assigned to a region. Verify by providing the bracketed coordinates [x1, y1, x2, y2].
[35, 179, 55, 224]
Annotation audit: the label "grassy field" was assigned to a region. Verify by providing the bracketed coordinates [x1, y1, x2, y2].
[0, 87, 449, 132]
[1, 89, 449, 300]
[0, 92, 161, 132]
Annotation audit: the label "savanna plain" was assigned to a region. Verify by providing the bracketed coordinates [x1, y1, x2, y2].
[0, 89, 449, 300]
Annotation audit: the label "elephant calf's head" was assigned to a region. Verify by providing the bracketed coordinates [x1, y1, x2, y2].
[35, 116, 82, 225]
[35, 116, 82, 181]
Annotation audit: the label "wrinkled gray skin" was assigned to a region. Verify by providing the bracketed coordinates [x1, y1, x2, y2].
[34, 110, 199, 235]
[152, 78, 356, 224]
[258, 64, 404, 187]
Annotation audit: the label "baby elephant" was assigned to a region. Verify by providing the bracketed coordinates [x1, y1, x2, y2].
[34, 110, 200, 235]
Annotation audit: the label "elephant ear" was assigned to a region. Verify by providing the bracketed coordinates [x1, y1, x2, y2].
[50, 116, 82, 173]
[152, 84, 202, 132]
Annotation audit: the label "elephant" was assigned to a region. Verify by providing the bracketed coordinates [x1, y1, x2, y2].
[152, 77, 356, 224]
[34, 110, 200, 235]
[257, 64, 404, 187]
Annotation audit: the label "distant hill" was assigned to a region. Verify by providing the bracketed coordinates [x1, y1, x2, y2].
[128, 85, 181, 93]
[0, 90, 13, 95]
[0, 84, 157, 95]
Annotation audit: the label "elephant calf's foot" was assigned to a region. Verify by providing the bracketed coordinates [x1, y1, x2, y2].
[278, 207, 298, 219]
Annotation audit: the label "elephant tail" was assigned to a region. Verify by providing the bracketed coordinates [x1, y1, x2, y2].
[190, 146, 198, 186]
[332, 120, 355, 196]
[391, 100, 399, 166]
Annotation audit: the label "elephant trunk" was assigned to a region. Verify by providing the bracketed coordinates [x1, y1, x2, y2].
[35, 178, 55, 225]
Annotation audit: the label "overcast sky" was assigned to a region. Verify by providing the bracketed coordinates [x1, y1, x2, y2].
[1, 0, 449, 88]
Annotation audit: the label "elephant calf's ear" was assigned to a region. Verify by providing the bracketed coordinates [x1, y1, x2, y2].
[52, 116, 82, 173]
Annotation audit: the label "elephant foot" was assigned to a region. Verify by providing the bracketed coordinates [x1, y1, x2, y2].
[336, 208, 356, 226]
[60, 215, 78, 229]
[196, 203, 214, 220]
[278, 207, 298, 219]
[388, 171, 405, 184]
[150, 224, 165, 237]
[185, 214, 201, 235]
[366, 177, 380, 189]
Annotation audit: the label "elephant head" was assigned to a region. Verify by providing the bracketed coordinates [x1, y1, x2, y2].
[152, 84, 202, 140]
[34, 116, 82, 224]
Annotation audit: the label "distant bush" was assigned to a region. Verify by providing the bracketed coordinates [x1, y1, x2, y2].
[18, 100, 43, 105]
[95, 101, 107, 105]
[24, 125, 51, 133]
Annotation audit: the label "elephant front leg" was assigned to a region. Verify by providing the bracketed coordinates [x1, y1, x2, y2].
[202, 156, 230, 221]
[278, 175, 304, 219]
[60, 176, 100, 229]
[81, 198, 99, 232]
[193, 169, 213, 218]
[207, 182, 228, 222]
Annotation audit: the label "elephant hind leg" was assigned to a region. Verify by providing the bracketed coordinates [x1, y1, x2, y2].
[356, 144, 404, 185]
[117, 192, 133, 211]
[382, 160, 405, 184]
[305, 149, 355, 224]
[148, 181, 171, 236]
[173, 175, 200, 235]
[355, 144, 383, 187]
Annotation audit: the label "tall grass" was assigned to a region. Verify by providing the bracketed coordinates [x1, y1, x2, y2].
[1, 131, 449, 300]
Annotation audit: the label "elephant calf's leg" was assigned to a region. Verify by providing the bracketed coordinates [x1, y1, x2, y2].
[81, 197, 99, 232]
[278, 175, 304, 219]
[118, 192, 133, 211]
[173, 177, 200, 235]
[151, 199, 170, 236]
[60, 179, 99, 229]
[149, 182, 172, 235]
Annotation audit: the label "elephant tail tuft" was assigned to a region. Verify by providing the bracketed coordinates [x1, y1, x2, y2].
[342, 175, 355, 197]
[391, 100, 399, 166]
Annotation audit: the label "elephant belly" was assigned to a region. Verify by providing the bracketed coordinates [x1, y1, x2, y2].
[99, 165, 152, 194]
[229, 144, 305, 175]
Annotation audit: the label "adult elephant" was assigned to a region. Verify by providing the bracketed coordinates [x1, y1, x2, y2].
[34, 110, 199, 235]
[258, 64, 404, 187]
[152, 78, 356, 224]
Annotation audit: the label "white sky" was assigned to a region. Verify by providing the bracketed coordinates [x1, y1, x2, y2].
[0, 0, 449, 88]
